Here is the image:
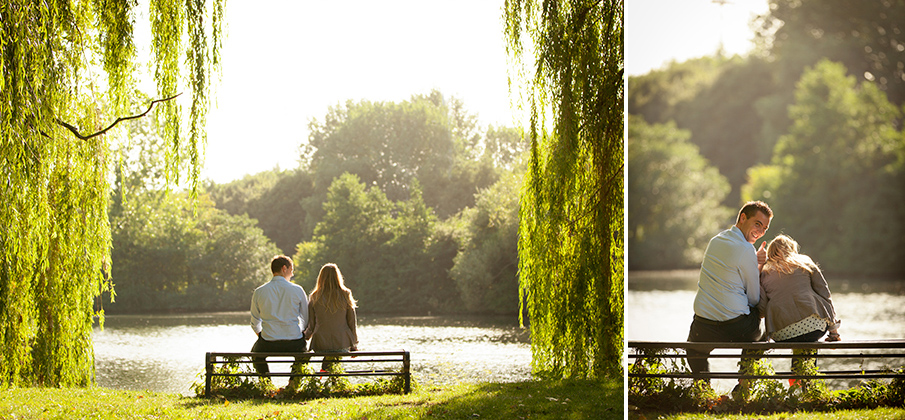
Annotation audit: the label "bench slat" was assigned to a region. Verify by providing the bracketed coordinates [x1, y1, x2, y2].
[627, 341, 905, 382]
[210, 358, 406, 364]
[632, 373, 905, 380]
[210, 371, 404, 378]
[630, 353, 905, 359]
[629, 340, 905, 350]
[209, 350, 407, 357]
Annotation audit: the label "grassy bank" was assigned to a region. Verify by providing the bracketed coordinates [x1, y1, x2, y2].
[0, 379, 621, 419]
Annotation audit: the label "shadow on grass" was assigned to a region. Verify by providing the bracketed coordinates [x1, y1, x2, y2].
[416, 379, 623, 420]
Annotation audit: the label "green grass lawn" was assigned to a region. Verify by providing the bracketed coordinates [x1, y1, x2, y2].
[0, 378, 622, 419]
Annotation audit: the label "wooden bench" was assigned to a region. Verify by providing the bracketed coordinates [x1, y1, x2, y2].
[628, 340, 905, 382]
[204, 349, 411, 396]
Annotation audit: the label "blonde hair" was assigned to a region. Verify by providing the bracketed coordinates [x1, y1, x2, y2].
[762, 234, 818, 275]
[309, 263, 357, 313]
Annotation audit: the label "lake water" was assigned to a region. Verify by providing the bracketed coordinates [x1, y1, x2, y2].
[627, 270, 905, 392]
[93, 313, 532, 396]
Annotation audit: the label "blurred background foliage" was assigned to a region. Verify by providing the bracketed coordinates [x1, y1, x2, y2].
[107, 91, 528, 315]
[628, 0, 905, 275]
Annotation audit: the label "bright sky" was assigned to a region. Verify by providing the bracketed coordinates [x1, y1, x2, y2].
[625, 0, 770, 76]
[178, 1, 515, 184]
[142, 1, 769, 184]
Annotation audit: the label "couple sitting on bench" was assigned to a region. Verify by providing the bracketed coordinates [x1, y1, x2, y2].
[250, 257, 358, 381]
[687, 201, 841, 384]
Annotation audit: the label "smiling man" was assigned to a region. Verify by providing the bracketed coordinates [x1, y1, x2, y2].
[686, 201, 773, 380]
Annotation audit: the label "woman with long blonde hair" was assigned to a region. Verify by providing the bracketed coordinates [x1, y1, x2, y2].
[303, 263, 359, 353]
[757, 234, 840, 343]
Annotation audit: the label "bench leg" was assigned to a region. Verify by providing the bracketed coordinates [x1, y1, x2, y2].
[403, 351, 411, 394]
[205, 353, 213, 397]
[685, 347, 712, 383]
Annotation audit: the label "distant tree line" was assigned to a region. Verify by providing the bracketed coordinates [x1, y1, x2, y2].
[628, 0, 905, 275]
[107, 91, 528, 314]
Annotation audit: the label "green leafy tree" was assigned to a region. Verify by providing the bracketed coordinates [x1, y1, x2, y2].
[748, 0, 905, 180]
[450, 172, 521, 314]
[673, 57, 778, 199]
[628, 56, 780, 203]
[205, 170, 283, 216]
[627, 117, 733, 269]
[629, 1, 905, 209]
[627, 56, 725, 126]
[759, 0, 905, 106]
[484, 126, 530, 170]
[312, 173, 394, 284]
[294, 173, 461, 314]
[106, 191, 279, 313]
[303, 94, 456, 203]
[743, 60, 905, 274]
[506, 0, 623, 379]
[1, 0, 222, 386]
[110, 192, 279, 313]
[302, 92, 500, 222]
[207, 169, 315, 254]
[111, 115, 279, 312]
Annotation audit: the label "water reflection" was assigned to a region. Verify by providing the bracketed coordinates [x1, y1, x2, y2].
[93, 313, 531, 396]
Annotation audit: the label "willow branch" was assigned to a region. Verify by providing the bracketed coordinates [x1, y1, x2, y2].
[55, 93, 183, 140]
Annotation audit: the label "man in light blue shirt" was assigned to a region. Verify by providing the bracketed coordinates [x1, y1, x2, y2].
[250, 255, 309, 375]
[687, 201, 772, 378]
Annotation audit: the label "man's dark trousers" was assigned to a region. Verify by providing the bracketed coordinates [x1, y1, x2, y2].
[686, 308, 765, 380]
[251, 335, 307, 374]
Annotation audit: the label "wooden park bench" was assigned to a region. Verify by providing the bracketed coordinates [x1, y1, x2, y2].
[628, 340, 905, 382]
[204, 349, 411, 396]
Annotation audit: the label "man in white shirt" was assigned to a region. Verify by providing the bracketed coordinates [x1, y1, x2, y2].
[250, 255, 309, 375]
[687, 201, 772, 379]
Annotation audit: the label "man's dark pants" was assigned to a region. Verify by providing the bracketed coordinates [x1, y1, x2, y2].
[686, 308, 765, 380]
[251, 336, 307, 374]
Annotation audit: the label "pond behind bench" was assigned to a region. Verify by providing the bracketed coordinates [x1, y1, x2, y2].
[93, 313, 532, 396]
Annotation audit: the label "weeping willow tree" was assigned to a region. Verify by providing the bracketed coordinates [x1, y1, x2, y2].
[0, 0, 223, 386]
[506, 0, 624, 379]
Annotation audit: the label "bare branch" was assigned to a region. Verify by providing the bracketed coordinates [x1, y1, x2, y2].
[55, 93, 183, 140]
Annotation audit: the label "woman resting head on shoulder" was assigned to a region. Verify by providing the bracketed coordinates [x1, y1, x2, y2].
[759, 234, 841, 343]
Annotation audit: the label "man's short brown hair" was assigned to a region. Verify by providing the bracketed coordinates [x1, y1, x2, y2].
[270, 255, 293, 274]
[737, 200, 773, 224]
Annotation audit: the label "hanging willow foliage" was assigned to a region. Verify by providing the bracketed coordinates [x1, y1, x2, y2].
[505, 0, 624, 379]
[0, 0, 222, 386]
